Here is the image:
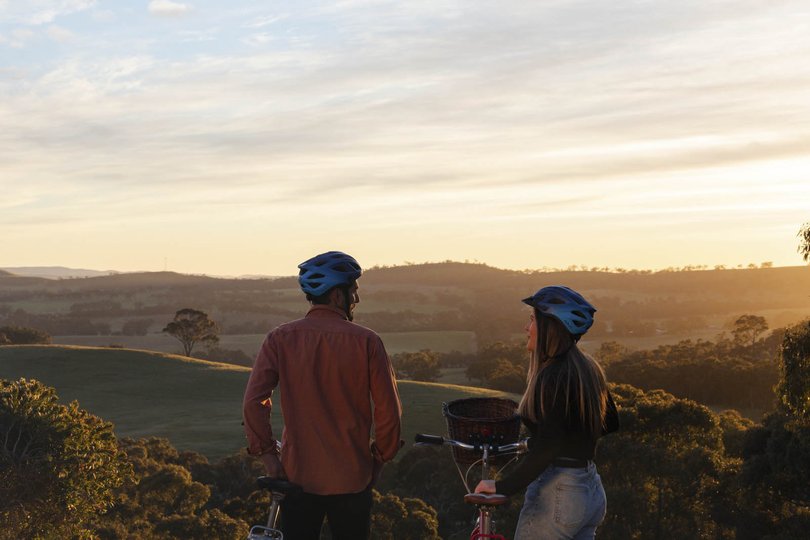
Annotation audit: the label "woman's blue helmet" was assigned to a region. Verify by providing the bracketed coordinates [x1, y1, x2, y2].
[522, 285, 596, 336]
[297, 251, 362, 297]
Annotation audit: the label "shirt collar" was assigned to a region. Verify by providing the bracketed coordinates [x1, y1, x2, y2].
[306, 304, 348, 320]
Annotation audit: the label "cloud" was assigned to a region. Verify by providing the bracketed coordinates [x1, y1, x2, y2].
[0, 0, 97, 25]
[3, 1, 810, 273]
[243, 15, 286, 29]
[46, 25, 75, 43]
[148, 0, 192, 17]
[7, 27, 34, 48]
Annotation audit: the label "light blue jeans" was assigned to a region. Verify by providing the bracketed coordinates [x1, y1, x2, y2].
[514, 462, 606, 540]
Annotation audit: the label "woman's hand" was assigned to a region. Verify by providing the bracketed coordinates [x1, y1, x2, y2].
[474, 480, 496, 494]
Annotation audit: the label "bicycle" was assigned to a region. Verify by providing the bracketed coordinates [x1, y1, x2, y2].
[246, 476, 302, 540]
[414, 433, 528, 540]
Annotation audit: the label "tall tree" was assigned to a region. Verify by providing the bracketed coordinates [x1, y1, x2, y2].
[597, 384, 730, 539]
[163, 308, 220, 357]
[732, 314, 769, 349]
[777, 319, 810, 419]
[798, 222, 810, 262]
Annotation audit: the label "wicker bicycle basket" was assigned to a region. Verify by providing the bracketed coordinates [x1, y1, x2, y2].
[442, 397, 521, 466]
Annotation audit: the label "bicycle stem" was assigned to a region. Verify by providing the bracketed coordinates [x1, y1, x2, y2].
[481, 444, 490, 480]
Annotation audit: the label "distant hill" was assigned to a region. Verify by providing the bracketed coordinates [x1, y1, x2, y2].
[0, 345, 510, 459]
[0, 266, 120, 279]
[2, 262, 809, 351]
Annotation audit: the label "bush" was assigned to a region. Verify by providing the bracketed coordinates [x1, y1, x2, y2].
[0, 378, 132, 538]
[0, 325, 51, 345]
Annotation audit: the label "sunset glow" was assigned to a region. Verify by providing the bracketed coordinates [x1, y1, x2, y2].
[2, 1, 809, 276]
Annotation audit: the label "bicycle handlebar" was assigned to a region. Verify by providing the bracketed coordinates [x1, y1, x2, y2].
[414, 433, 528, 454]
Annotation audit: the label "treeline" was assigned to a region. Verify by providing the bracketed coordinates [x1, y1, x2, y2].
[3, 318, 810, 538]
[394, 315, 786, 414]
[3, 263, 810, 346]
[4, 372, 809, 539]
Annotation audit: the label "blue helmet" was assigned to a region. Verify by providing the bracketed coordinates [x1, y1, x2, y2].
[522, 285, 596, 336]
[297, 251, 362, 297]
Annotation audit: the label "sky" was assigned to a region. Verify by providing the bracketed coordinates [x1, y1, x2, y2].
[2, 0, 809, 277]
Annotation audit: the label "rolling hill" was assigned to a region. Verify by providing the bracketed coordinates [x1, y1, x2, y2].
[3, 262, 810, 356]
[0, 345, 512, 460]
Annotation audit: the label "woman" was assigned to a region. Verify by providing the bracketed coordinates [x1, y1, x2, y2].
[475, 285, 619, 539]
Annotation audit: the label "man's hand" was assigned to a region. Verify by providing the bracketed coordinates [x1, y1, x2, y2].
[474, 480, 496, 494]
[368, 458, 384, 489]
[260, 453, 286, 478]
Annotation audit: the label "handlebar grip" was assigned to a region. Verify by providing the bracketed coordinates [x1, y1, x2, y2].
[414, 433, 445, 445]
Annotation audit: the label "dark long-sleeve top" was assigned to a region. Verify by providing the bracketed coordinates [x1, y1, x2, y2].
[495, 359, 619, 496]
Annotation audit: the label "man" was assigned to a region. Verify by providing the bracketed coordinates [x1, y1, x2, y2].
[243, 251, 402, 540]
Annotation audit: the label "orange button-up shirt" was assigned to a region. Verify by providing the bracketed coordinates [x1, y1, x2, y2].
[243, 304, 402, 495]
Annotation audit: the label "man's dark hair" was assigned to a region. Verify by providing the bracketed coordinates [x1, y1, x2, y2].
[306, 291, 332, 304]
[306, 283, 353, 305]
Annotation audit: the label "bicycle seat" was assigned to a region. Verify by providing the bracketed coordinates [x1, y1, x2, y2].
[257, 476, 303, 495]
[464, 493, 509, 506]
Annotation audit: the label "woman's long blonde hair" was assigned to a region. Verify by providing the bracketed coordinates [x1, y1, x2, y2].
[517, 311, 609, 438]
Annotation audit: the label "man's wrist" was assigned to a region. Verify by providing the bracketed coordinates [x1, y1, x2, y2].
[249, 441, 280, 457]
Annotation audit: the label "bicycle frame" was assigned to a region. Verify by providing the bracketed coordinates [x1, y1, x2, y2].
[415, 434, 527, 540]
[247, 477, 302, 540]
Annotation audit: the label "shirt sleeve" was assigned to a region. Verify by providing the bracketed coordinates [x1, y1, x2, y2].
[242, 333, 280, 456]
[368, 335, 403, 462]
[603, 389, 619, 435]
[495, 373, 564, 496]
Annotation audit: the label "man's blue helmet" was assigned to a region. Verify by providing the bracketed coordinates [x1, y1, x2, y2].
[297, 251, 362, 297]
[522, 285, 596, 336]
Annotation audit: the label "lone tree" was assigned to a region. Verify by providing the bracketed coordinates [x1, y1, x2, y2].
[163, 308, 219, 357]
[799, 222, 810, 262]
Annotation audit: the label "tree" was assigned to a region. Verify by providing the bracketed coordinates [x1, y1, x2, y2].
[597, 384, 730, 539]
[486, 358, 526, 393]
[0, 378, 132, 539]
[798, 222, 810, 262]
[163, 308, 220, 357]
[777, 319, 810, 419]
[91, 437, 249, 538]
[594, 341, 630, 365]
[732, 315, 769, 350]
[370, 490, 440, 539]
[393, 350, 441, 382]
[0, 325, 51, 345]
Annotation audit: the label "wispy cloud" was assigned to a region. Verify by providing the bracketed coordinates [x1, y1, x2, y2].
[0, 0, 96, 25]
[46, 24, 75, 43]
[2, 1, 809, 273]
[148, 1, 192, 18]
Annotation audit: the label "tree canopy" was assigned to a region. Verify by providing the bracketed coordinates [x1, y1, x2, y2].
[778, 319, 810, 419]
[162, 308, 220, 357]
[798, 222, 810, 263]
[0, 378, 131, 539]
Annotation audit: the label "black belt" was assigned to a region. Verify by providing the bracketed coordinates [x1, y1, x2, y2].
[552, 457, 590, 468]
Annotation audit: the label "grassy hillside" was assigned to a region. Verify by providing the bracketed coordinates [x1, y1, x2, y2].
[53, 330, 477, 359]
[0, 345, 511, 460]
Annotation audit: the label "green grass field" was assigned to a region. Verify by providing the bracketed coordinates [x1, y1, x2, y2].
[0, 345, 509, 460]
[53, 330, 478, 359]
